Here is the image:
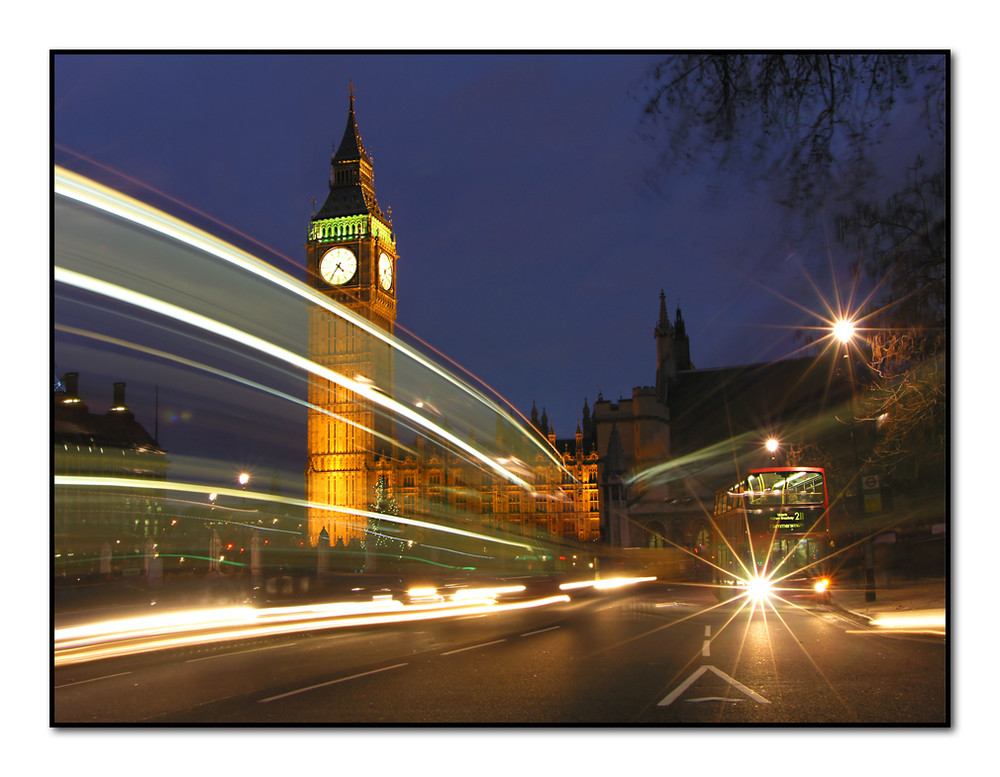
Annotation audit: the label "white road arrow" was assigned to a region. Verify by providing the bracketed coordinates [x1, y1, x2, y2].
[657, 665, 771, 707]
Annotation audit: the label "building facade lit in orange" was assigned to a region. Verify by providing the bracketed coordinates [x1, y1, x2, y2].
[305, 88, 398, 547]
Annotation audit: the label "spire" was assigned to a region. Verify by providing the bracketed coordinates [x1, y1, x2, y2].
[673, 300, 692, 371]
[314, 85, 387, 224]
[655, 289, 672, 337]
[333, 82, 371, 165]
[655, 290, 675, 399]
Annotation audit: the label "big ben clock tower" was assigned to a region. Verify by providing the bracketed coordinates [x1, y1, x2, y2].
[305, 86, 398, 548]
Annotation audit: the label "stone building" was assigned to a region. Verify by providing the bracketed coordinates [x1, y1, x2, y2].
[53, 372, 168, 577]
[593, 299, 854, 557]
[304, 86, 399, 547]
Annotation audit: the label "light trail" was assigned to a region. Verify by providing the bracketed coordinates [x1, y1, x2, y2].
[55, 266, 536, 492]
[869, 609, 946, 632]
[54, 593, 572, 667]
[54, 474, 537, 553]
[54, 166, 567, 475]
[54, 322, 412, 457]
[56, 151, 572, 481]
[558, 576, 656, 591]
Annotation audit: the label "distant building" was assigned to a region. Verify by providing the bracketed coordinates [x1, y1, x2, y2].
[593, 298, 854, 555]
[53, 372, 168, 576]
[375, 402, 602, 549]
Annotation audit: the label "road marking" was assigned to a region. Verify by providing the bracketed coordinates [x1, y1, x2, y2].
[258, 662, 408, 703]
[186, 643, 288, 663]
[441, 639, 506, 656]
[657, 665, 771, 707]
[686, 696, 745, 704]
[521, 626, 560, 637]
[55, 671, 131, 689]
[702, 625, 711, 656]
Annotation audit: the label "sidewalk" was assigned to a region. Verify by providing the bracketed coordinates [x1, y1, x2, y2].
[830, 578, 947, 633]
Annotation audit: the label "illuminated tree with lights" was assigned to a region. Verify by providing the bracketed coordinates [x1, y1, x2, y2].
[368, 476, 404, 554]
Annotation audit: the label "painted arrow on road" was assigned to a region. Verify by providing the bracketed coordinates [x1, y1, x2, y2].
[657, 665, 771, 707]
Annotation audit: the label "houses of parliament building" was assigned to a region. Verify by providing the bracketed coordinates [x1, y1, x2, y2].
[303, 89, 810, 564]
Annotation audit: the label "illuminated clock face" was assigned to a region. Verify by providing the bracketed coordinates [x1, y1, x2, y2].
[320, 247, 357, 285]
[378, 252, 393, 290]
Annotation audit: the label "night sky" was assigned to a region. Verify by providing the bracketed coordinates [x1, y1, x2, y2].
[53, 52, 947, 486]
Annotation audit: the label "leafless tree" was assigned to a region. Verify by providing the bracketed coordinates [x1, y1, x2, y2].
[640, 53, 946, 213]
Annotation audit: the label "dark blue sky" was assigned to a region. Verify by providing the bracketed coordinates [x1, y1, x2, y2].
[53, 52, 943, 475]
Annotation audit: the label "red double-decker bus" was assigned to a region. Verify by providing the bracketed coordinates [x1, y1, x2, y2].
[712, 467, 834, 603]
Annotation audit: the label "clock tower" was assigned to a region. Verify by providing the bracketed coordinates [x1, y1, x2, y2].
[305, 87, 398, 548]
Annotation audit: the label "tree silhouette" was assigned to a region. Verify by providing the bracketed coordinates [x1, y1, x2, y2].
[837, 162, 946, 504]
[639, 53, 946, 214]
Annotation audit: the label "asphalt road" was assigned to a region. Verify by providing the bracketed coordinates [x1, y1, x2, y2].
[53, 583, 947, 724]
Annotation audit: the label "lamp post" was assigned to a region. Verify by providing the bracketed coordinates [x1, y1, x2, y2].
[833, 319, 876, 602]
[238, 473, 250, 571]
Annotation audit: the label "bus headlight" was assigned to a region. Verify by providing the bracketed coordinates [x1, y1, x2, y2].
[747, 576, 773, 602]
[813, 578, 830, 594]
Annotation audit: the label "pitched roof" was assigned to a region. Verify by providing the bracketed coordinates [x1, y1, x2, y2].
[53, 400, 162, 452]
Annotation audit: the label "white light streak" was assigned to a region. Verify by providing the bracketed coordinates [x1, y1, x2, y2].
[870, 609, 946, 631]
[54, 593, 571, 666]
[53, 166, 565, 474]
[54, 266, 533, 491]
[54, 323, 411, 456]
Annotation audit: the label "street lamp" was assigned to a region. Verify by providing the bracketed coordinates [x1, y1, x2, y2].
[833, 318, 856, 345]
[832, 320, 876, 602]
[765, 438, 780, 457]
[237, 473, 251, 558]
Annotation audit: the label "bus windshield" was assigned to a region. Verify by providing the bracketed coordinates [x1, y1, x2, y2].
[729, 469, 826, 508]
